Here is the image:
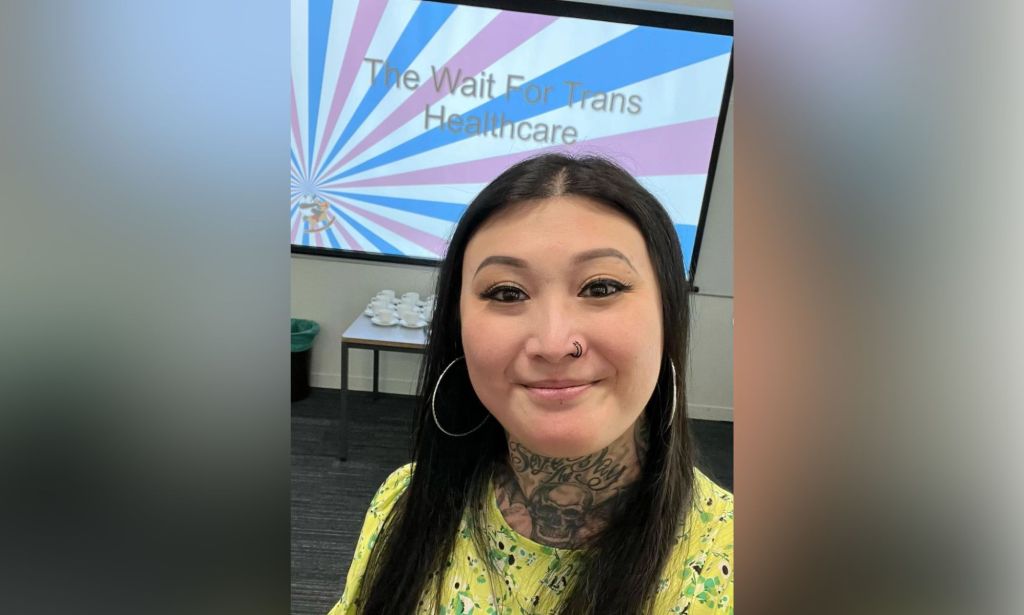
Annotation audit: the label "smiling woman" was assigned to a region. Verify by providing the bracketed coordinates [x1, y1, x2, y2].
[328, 155, 733, 615]
[461, 194, 663, 461]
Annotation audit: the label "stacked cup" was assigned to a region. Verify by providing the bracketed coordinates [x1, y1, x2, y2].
[369, 290, 398, 325]
[421, 294, 435, 321]
[366, 290, 438, 327]
[397, 292, 422, 326]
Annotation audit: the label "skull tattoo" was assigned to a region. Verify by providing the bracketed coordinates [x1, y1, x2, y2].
[530, 483, 594, 545]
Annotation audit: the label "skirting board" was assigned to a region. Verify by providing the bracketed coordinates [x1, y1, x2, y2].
[312, 371, 419, 395]
[686, 404, 734, 422]
[310, 372, 734, 422]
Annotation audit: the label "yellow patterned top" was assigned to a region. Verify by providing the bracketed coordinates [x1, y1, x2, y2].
[329, 464, 733, 615]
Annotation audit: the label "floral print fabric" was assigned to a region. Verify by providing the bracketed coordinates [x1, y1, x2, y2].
[328, 464, 733, 614]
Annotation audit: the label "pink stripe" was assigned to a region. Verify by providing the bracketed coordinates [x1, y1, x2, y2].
[581, 117, 719, 177]
[319, 12, 557, 179]
[331, 217, 361, 250]
[324, 117, 720, 189]
[325, 195, 445, 257]
[313, 224, 324, 248]
[290, 76, 307, 173]
[291, 211, 303, 244]
[313, 0, 389, 172]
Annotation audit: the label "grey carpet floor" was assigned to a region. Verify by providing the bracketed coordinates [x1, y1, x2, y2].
[291, 387, 732, 615]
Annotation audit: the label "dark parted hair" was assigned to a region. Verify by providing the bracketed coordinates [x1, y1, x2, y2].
[355, 153, 694, 614]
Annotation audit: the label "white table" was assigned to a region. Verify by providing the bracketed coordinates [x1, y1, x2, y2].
[338, 315, 427, 460]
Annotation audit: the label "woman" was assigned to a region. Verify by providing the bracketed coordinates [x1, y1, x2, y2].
[329, 154, 733, 614]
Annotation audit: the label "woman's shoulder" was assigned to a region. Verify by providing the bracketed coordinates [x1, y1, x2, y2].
[684, 468, 733, 545]
[692, 469, 734, 520]
[328, 464, 416, 615]
[367, 462, 414, 516]
[657, 470, 734, 613]
[675, 469, 733, 572]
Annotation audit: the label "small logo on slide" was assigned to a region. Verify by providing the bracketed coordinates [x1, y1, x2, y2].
[298, 194, 335, 233]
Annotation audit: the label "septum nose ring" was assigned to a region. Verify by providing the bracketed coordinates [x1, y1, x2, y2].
[570, 340, 583, 358]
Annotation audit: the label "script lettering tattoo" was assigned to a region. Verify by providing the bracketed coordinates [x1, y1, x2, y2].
[509, 444, 628, 492]
[494, 417, 648, 548]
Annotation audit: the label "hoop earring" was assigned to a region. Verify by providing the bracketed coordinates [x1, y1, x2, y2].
[431, 356, 489, 437]
[667, 360, 678, 428]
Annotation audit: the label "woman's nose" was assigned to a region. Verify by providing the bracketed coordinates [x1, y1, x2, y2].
[523, 300, 578, 362]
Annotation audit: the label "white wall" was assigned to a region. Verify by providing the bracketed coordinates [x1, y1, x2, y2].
[688, 99, 733, 421]
[292, 254, 435, 394]
[291, 0, 733, 421]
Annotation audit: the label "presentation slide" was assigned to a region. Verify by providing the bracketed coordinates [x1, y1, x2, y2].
[291, 0, 733, 270]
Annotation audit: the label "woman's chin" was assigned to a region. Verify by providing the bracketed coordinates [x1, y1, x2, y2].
[527, 439, 603, 459]
[512, 422, 612, 458]
[495, 395, 626, 457]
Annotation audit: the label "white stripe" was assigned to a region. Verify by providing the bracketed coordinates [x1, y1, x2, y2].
[290, 0, 309, 155]
[312, 0, 360, 158]
[314, 0, 420, 166]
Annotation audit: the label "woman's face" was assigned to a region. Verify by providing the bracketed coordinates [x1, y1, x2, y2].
[460, 195, 664, 458]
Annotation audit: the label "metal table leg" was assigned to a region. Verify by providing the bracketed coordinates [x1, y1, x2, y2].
[338, 341, 350, 460]
[372, 349, 380, 397]
[336, 340, 426, 461]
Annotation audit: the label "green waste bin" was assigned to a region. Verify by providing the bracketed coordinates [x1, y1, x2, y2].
[291, 318, 320, 401]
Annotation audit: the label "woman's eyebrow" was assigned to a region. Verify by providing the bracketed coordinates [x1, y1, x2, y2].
[571, 248, 638, 273]
[474, 255, 528, 276]
[472, 248, 637, 277]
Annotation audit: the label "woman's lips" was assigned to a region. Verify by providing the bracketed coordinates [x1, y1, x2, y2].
[521, 381, 596, 403]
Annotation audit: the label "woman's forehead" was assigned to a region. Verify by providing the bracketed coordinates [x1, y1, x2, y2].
[464, 195, 650, 271]
[477, 194, 624, 229]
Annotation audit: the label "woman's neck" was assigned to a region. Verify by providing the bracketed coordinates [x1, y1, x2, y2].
[493, 418, 649, 549]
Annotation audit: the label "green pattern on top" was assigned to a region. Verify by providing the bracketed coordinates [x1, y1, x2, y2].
[329, 464, 734, 614]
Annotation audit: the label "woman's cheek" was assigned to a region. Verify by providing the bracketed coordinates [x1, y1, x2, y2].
[462, 314, 514, 397]
[463, 313, 501, 360]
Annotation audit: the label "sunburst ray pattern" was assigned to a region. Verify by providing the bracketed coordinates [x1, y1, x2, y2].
[291, 0, 733, 267]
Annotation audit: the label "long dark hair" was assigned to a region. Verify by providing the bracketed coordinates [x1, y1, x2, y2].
[355, 154, 694, 614]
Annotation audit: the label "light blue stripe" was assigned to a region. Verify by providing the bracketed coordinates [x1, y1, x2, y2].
[325, 223, 341, 249]
[674, 223, 697, 271]
[323, 190, 467, 223]
[327, 204, 402, 255]
[315, 2, 456, 179]
[307, 0, 334, 166]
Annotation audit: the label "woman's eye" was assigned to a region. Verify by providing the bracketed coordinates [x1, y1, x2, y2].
[580, 278, 630, 298]
[482, 285, 528, 303]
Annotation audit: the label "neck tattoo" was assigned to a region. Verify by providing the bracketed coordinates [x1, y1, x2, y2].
[493, 418, 650, 549]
